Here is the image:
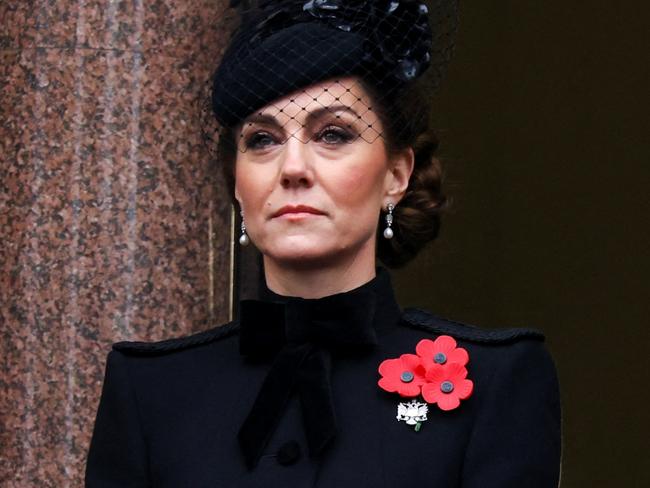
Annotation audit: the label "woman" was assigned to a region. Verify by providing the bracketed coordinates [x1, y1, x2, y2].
[86, 1, 561, 486]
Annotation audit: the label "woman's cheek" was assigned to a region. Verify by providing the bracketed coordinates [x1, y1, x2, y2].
[236, 164, 273, 213]
[330, 161, 384, 208]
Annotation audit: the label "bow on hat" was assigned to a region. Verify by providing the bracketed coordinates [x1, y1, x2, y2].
[237, 287, 379, 469]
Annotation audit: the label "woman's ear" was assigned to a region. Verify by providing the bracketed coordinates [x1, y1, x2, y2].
[384, 147, 415, 203]
[234, 185, 242, 208]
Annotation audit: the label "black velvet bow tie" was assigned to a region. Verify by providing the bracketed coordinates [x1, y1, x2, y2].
[237, 287, 379, 470]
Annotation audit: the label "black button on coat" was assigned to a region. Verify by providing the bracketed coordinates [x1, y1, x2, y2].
[85, 270, 561, 487]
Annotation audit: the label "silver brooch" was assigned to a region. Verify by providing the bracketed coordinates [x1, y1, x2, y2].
[396, 399, 428, 431]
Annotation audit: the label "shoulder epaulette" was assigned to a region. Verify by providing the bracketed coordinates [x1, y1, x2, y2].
[402, 308, 545, 344]
[112, 320, 240, 356]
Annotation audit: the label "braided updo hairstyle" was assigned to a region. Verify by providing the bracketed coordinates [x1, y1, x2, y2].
[365, 79, 449, 268]
[215, 77, 448, 269]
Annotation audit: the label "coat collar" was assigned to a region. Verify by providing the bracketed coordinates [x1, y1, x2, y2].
[250, 266, 402, 340]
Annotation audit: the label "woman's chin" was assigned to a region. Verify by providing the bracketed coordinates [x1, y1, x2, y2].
[261, 235, 345, 267]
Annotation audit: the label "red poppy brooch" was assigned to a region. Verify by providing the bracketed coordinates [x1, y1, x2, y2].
[378, 336, 474, 431]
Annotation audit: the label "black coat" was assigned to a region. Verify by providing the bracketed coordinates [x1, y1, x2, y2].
[85, 270, 561, 487]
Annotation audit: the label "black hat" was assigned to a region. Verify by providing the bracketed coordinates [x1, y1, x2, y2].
[211, 0, 459, 129]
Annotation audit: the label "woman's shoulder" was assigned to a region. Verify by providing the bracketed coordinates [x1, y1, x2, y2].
[400, 307, 546, 344]
[398, 307, 558, 391]
[110, 320, 241, 357]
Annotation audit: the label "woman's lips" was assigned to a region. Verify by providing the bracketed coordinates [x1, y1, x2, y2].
[272, 205, 326, 219]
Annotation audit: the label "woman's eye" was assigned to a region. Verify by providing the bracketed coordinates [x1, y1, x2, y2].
[315, 126, 356, 145]
[244, 131, 278, 150]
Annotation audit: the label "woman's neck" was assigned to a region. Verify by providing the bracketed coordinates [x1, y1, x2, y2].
[263, 253, 377, 299]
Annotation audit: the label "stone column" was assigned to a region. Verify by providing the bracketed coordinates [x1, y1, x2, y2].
[0, 1, 233, 485]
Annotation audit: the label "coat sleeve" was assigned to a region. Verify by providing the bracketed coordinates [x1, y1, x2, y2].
[461, 340, 562, 488]
[85, 350, 151, 487]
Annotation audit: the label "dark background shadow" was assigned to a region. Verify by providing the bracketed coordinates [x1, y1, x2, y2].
[394, 2, 648, 486]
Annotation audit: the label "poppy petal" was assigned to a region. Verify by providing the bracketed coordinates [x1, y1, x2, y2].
[401, 353, 423, 371]
[448, 347, 469, 366]
[456, 379, 474, 399]
[415, 339, 435, 357]
[421, 383, 440, 404]
[378, 377, 399, 393]
[398, 383, 422, 397]
[425, 363, 445, 382]
[433, 335, 457, 353]
[378, 358, 400, 376]
[446, 362, 466, 379]
[437, 394, 461, 411]
[413, 363, 427, 380]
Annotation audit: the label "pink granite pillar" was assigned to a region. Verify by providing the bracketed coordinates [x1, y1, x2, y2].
[0, 1, 233, 485]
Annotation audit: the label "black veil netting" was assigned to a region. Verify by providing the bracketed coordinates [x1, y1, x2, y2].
[199, 0, 459, 157]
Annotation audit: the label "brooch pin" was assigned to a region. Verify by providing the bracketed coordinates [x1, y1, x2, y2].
[378, 335, 474, 431]
[397, 399, 428, 431]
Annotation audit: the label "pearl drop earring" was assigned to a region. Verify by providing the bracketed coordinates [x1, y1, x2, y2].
[383, 203, 394, 239]
[239, 210, 250, 246]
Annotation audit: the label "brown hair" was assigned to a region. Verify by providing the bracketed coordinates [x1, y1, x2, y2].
[214, 78, 448, 268]
[364, 79, 449, 268]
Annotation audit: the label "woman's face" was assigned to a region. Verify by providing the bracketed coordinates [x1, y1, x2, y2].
[234, 77, 412, 268]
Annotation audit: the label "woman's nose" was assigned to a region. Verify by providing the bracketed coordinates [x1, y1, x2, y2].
[279, 138, 313, 189]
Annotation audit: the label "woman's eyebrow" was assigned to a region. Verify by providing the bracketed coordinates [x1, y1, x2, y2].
[240, 112, 280, 128]
[241, 104, 362, 128]
[306, 105, 361, 124]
